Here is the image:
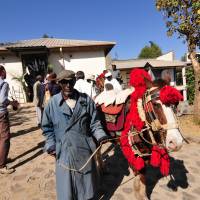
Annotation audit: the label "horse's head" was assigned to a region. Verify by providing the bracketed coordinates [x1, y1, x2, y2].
[142, 78, 183, 152]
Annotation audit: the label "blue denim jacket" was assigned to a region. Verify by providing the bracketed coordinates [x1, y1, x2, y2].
[41, 91, 106, 199]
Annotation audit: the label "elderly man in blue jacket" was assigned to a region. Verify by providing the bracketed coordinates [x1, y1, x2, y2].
[42, 69, 108, 200]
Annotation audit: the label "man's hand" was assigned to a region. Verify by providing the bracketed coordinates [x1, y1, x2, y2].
[47, 145, 56, 157]
[10, 100, 19, 111]
[98, 135, 111, 145]
[48, 150, 56, 157]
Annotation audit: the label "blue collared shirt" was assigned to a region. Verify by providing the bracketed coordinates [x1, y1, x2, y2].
[0, 77, 10, 113]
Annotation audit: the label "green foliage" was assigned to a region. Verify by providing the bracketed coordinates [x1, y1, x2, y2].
[185, 67, 195, 104]
[42, 34, 54, 38]
[155, 0, 200, 51]
[138, 41, 162, 59]
[181, 54, 187, 61]
[47, 63, 54, 73]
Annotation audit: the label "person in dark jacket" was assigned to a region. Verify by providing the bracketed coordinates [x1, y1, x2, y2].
[42, 69, 109, 200]
[46, 72, 61, 97]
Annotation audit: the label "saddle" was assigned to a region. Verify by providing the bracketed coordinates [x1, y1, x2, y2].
[96, 87, 133, 132]
[101, 104, 123, 115]
[101, 103, 124, 129]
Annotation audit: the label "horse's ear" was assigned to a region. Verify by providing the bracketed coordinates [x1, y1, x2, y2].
[143, 76, 153, 89]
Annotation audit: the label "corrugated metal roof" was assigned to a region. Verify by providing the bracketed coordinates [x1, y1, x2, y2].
[112, 59, 186, 69]
[0, 47, 7, 50]
[0, 38, 116, 49]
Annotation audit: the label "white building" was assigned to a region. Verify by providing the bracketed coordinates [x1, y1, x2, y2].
[112, 52, 188, 101]
[0, 38, 115, 102]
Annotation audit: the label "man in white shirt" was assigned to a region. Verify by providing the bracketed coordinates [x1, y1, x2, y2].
[104, 71, 122, 93]
[74, 71, 96, 98]
[86, 74, 97, 99]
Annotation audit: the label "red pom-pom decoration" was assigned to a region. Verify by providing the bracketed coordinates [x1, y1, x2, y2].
[160, 86, 183, 105]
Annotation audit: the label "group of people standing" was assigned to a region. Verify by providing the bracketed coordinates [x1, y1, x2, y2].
[33, 65, 123, 127]
[33, 73, 61, 127]
[34, 65, 123, 199]
[41, 69, 111, 200]
[0, 63, 122, 199]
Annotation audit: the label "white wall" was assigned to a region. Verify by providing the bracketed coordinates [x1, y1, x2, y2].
[0, 50, 107, 102]
[0, 55, 23, 76]
[48, 50, 106, 77]
[156, 52, 174, 61]
[0, 55, 26, 103]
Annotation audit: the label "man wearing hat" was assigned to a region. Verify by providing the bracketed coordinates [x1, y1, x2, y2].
[46, 72, 61, 97]
[104, 70, 122, 93]
[41, 69, 108, 200]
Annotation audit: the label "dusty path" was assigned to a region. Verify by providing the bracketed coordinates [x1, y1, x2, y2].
[0, 104, 199, 200]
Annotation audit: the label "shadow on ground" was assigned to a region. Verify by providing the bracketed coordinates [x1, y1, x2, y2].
[9, 105, 36, 127]
[10, 141, 45, 169]
[11, 126, 40, 138]
[95, 144, 130, 200]
[145, 157, 189, 199]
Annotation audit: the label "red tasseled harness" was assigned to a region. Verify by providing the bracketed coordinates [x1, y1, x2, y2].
[120, 69, 183, 176]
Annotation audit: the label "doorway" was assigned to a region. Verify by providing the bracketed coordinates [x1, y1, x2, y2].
[22, 53, 48, 101]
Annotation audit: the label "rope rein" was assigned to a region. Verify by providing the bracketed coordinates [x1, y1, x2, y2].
[59, 89, 187, 173]
[58, 129, 149, 173]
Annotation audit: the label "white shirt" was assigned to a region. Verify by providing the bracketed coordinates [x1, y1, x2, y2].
[74, 79, 96, 98]
[104, 78, 122, 93]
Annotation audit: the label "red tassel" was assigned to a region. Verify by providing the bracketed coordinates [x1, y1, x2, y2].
[160, 148, 170, 176]
[150, 146, 161, 167]
[134, 156, 145, 171]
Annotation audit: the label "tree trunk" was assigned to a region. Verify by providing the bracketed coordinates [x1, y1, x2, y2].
[190, 52, 200, 123]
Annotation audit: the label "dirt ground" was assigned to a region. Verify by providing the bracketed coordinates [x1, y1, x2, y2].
[178, 115, 200, 142]
[0, 103, 199, 200]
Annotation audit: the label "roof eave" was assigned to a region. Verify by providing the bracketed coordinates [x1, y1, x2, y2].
[49, 43, 115, 55]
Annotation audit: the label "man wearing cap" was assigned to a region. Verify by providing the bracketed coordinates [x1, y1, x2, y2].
[104, 71, 122, 93]
[42, 69, 108, 200]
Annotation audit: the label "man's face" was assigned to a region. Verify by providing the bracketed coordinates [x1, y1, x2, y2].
[112, 65, 116, 71]
[0, 70, 6, 79]
[59, 78, 76, 97]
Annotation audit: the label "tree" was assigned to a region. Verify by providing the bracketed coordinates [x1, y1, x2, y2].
[181, 53, 187, 61]
[155, 0, 200, 122]
[138, 41, 162, 59]
[42, 34, 54, 38]
[186, 67, 195, 104]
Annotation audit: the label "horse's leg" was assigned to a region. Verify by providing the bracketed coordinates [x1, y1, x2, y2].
[133, 173, 148, 200]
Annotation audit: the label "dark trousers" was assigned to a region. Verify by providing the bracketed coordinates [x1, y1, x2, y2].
[0, 112, 10, 168]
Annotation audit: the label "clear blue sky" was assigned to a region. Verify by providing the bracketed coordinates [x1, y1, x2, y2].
[0, 0, 187, 60]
